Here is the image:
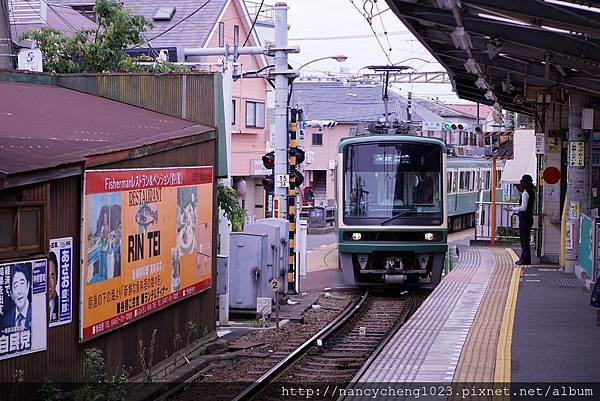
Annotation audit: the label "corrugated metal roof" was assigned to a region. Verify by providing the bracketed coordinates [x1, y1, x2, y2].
[292, 81, 444, 124]
[0, 81, 212, 176]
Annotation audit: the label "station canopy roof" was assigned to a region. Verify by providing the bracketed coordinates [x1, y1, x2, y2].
[386, 0, 600, 114]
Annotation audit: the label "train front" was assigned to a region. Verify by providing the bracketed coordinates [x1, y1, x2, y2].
[337, 136, 448, 288]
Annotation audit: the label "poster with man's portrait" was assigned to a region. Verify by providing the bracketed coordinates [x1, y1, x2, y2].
[0, 258, 47, 360]
[49, 238, 73, 327]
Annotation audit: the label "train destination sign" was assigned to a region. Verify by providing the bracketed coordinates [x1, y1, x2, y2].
[81, 167, 213, 341]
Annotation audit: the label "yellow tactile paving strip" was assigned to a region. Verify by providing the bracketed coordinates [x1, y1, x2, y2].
[453, 248, 517, 382]
[494, 250, 521, 383]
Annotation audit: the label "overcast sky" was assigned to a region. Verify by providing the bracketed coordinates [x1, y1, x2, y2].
[283, 0, 463, 103]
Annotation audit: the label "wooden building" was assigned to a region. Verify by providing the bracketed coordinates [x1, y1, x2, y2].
[0, 70, 225, 388]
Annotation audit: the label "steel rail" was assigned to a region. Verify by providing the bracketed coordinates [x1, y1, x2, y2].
[347, 291, 418, 387]
[232, 290, 370, 401]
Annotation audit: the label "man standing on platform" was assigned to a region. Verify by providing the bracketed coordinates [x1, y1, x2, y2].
[509, 174, 535, 265]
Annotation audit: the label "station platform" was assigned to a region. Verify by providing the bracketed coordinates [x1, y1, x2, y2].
[352, 246, 600, 384]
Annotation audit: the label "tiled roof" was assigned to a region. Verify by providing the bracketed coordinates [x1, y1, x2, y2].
[292, 81, 444, 124]
[51, 0, 229, 49]
[11, 3, 96, 38]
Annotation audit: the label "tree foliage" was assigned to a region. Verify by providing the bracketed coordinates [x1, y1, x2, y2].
[217, 184, 246, 232]
[19, 0, 189, 73]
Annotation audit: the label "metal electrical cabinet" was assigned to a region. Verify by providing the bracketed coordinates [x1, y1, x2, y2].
[229, 232, 270, 310]
[245, 218, 289, 295]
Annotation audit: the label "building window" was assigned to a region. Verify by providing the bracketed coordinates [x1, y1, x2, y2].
[219, 22, 225, 47]
[232, 99, 236, 125]
[246, 101, 265, 128]
[312, 132, 323, 146]
[0, 205, 44, 257]
[234, 25, 240, 46]
[349, 127, 357, 136]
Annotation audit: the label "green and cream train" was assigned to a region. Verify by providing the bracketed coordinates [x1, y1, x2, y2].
[336, 135, 502, 288]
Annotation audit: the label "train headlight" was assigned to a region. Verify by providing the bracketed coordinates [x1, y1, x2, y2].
[424, 232, 435, 241]
[352, 232, 362, 241]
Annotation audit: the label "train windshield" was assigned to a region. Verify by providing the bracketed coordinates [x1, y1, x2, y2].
[343, 142, 443, 225]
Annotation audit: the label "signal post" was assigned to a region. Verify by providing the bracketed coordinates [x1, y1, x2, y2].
[287, 109, 305, 292]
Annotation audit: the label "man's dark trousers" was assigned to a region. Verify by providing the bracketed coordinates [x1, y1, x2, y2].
[518, 212, 533, 264]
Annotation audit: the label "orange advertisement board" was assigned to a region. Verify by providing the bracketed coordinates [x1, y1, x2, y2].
[81, 167, 213, 341]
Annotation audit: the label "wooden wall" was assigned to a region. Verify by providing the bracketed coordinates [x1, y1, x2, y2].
[0, 139, 217, 385]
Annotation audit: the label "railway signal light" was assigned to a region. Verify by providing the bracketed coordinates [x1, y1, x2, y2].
[262, 176, 275, 193]
[289, 148, 305, 164]
[261, 151, 275, 193]
[442, 122, 466, 131]
[262, 151, 275, 170]
[289, 148, 305, 189]
[290, 170, 304, 188]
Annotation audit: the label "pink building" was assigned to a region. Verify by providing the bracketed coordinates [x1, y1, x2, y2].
[53, 0, 274, 221]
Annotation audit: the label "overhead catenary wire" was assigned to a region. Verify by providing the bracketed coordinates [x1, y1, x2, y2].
[242, 0, 263, 46]
[348, 0, 393, 65]
[374, 0, 392, 54]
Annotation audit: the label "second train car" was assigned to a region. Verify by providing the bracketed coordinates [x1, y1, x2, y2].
[447, 157, 504, 232]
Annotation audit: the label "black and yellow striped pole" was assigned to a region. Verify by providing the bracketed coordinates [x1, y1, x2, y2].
[287, 109, 305, 293]
[287, 109, 298, 293]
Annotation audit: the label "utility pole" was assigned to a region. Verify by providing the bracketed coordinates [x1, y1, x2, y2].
[407, 91, 412, 123]
[0, 0, 14, 69]
[273, 2, 291, 220]
[184, 2, 299, 296]
[185, 4, 297, 221]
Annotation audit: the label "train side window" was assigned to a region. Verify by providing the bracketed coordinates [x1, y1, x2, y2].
[470, 171, 475, 191]
[459, 171, 466, 192]
[452, 172, 458, 193]
[496, 170, 502, 188]
[447, 172, 452, 193]
[485, 171, 491, 190]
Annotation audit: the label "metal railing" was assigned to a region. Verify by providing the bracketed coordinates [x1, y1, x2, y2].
[475, 201, 520, 241]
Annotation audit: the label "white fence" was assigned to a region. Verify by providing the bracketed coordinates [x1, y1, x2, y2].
[475, 201, 520, 241]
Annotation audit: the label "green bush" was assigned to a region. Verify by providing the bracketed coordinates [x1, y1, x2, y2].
[217, 184, 246, 232]
[19, 0, 190, 74]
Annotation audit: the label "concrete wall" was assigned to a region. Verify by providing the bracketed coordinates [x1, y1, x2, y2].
[541, 104, 568, 263]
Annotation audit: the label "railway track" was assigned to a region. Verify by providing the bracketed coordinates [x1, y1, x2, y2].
[233, 290, 425, 401]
